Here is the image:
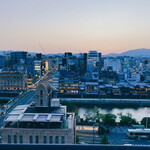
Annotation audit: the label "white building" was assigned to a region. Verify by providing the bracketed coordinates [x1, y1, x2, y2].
[104, 58, 121, 73]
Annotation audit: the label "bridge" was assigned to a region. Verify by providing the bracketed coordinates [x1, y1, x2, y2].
[0, 90, 35, 129]
[0, 66, 57, 129]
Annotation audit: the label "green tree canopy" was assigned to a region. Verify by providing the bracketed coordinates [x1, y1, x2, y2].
[102, 114, 117, 126]
[118, 112, 139, 126]
[141, 117, 150, 127]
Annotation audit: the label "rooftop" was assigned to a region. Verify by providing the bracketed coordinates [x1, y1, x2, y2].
[5, 105, 66, 123]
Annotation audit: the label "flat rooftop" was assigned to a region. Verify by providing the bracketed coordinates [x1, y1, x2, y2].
[4, 105, 67, 123]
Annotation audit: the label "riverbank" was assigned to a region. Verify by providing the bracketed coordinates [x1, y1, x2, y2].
[60, 98, 150, 107]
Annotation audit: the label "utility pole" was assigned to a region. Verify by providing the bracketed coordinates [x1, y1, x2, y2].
[93, 124, 95, 144]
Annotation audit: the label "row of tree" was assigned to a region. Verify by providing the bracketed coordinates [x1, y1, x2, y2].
[83, 106, 139, 126]
[62, 102, 148, 127]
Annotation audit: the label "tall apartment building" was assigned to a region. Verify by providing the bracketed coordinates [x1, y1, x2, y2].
[1, 82, 75, 144]
[87, 51, 101, 72]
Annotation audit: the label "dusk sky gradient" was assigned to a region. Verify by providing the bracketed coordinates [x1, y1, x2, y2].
[0, 0, 150, 54]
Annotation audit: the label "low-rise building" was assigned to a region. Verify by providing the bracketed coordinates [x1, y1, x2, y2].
[0, 71, 27, 91]
[1, 82, 75, 144]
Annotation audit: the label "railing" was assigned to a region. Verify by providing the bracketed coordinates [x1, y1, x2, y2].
[0, 144, 150, 150]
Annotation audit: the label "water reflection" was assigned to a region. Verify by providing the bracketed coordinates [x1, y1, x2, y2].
[78, 106, 150, 122]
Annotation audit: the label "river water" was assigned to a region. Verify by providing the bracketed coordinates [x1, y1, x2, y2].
[78, 106, 150, 122]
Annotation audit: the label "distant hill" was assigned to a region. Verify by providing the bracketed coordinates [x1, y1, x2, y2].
[104, 48, 150, 57]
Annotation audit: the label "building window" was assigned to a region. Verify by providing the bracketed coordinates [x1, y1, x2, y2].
[49, 136, 53, 144]
[43, 136, 47, 144]
[40, 90, 43, 96]
[19, 135, 23, 144]
[55, 136, 59, 144]
[8, 135, 11, 143]
[29, 136, 33, 144]
[14, 135, 17, 144]
[40, 90, 43, 105]
[61, 136, 65, 144]
[35, 136, 39, 144]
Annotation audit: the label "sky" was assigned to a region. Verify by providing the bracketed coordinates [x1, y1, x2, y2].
[0, 0, 150, 54]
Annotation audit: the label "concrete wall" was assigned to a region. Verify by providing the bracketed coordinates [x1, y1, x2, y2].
[60, 98, 150, 106]
[1, 128, 74, 144]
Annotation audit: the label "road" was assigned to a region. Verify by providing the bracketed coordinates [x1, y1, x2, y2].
[78, 133, 150, 145]
[0, 90, 35, 129]
[77, 126, 150, 145]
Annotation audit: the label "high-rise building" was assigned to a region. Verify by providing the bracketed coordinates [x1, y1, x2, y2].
[78, 53, 87, 75]
[0, 55, 4, 69]
[87, 51, 101, 72]
[10, 51, 27, 71]
[34, 60, 41, 78]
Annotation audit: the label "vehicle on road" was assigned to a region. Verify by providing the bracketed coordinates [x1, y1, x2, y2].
[127, 128, 150, 139]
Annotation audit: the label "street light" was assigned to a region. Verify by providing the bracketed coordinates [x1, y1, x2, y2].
[146, 113, 150, 128]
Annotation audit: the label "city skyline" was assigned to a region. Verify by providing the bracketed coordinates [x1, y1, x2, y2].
[0, 0, 150, 54]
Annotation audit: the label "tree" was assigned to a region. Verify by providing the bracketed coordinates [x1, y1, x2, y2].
[141, 117, 150, 127]
[102, 114, 117, 126]
[118, 112, 139, 126]
[100, 134, 109, 144]
[84, 106, 104, 123]
[84, 108, 95, 122]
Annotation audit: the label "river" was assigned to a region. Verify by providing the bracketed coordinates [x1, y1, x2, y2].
[78, 106, 150, 122]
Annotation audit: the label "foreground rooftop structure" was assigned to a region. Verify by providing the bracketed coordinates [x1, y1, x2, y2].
[1, 82, 75, 144]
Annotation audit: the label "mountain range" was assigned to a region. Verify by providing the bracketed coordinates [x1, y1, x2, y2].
[104, 48, 150, 57]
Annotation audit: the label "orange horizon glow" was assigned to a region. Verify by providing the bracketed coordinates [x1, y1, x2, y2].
[0, 0, 150, 55]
